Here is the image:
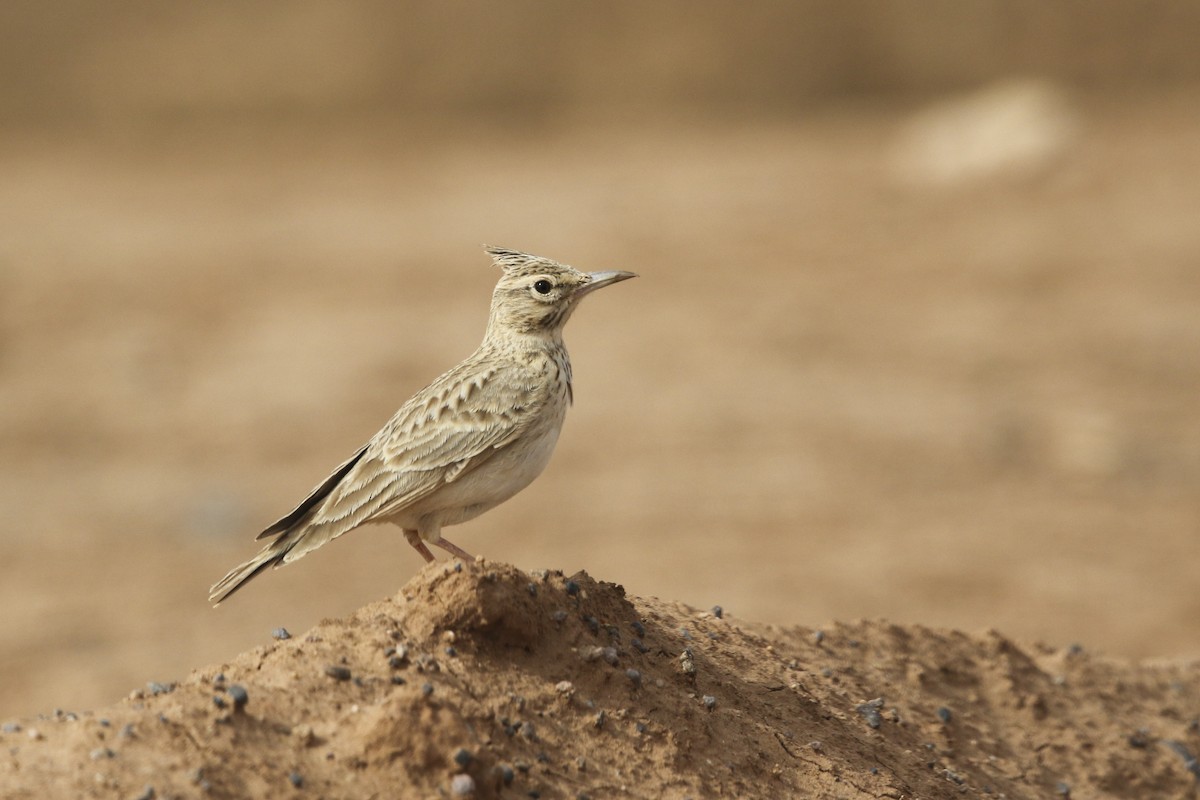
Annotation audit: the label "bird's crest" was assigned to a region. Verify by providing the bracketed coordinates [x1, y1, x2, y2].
[485, 246, 559, 276]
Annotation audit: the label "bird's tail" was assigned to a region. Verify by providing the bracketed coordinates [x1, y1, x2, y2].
[208, 540, 290, 606]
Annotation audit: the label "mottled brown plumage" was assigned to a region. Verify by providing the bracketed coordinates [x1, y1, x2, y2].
[209, 247, 635, 604]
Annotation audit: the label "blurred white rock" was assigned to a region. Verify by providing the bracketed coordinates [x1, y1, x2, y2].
[891, 79, 1080, 188]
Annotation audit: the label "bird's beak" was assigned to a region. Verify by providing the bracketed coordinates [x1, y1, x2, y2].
[577, 270, 637, 299]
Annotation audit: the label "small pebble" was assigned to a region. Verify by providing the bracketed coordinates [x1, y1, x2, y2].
[584, 616, 600, 634]
[391, 675, 407, 686]
[679, 648, 696, 676]
[521, 722, 538, 741]
[856, 698, 884, 729]
[634, 722, 647, 734]
[1056, 782, 1071, 797]
[552, 610, 568, 623]
[147, 682, 173, 696]
[936, 707, 953, 723]
[632, 638, 649, 654]
[389, 656, 406, 670]
[944, 769, 965, 785]
[26, 728, 43, 741]
[626, 668, 642, 687]
[555, 681, 574, 694]
[212, 695, 226, 710]
[702, 695, 717, 711]
[527, 583, 538, 596]
[450, 773, 475, 796]
[812, 630, 825, 644]
[575, 756, 587, 771]
[1, 723, 20, 734]
[119, 724, 136, 739]
[679, 627, 692, 640]
[422, 683, 434, 697]
[134, 786, 156, 800]
[711, 605, 723, 619]
[228, 684, 249, 712]
[445, 646, 457, 657]
[212, 673, 226, 686]
[272, 627, 291, 641]
[89, 747, 115, 760]
[593, 711, 606, 729]
[565, 580, 580, 596]
[453, 748, 473, 768]
[631, 621, 646, 637]
[324, 665, 352, 682]
[288, 771, 304, 788]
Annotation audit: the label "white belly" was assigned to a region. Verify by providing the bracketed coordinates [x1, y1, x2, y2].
[386, 413, 564, 537]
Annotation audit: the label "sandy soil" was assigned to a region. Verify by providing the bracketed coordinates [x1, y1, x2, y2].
[4, 561, 1199, 799]
[1, 87, 1199, 796]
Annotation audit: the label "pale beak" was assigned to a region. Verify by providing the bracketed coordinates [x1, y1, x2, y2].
[577, 270, 637, 299]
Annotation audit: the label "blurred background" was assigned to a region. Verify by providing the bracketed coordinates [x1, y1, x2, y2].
[2, 1, 1199, 718]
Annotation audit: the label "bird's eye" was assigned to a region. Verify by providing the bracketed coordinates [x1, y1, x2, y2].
[533, 279, 554, 295]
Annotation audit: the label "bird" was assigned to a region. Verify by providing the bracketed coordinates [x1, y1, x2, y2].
[209, 246, 636, 604]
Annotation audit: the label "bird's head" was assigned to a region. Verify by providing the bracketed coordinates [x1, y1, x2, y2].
[483, 247, 636, 340]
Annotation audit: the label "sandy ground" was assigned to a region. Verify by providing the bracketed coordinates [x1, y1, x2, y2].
[3, 561, 1199, 798]
[1, 85, 1199, 741]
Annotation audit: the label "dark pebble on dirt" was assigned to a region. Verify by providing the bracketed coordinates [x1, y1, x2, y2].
[593, 711, 606, 729]
[422, 682, 434, 697]
[527, 583, 538, 596]
[454, 748, 473, 768]
[272, 628, 291, 640]
[702, 695, 716, 711]
[631, 637, 649, 653]
[289, 771, 304, 788]
[711, 605, 723, 619]
[1, 723, 20, 734]
[134, 786, 156, 800]
[856, 698, 884, 729]
[936, 707, 952, 723]
[498, 765, 515, 785]
[626, 668, 642, 687]
[631, 621, 645, 637]
[227, 685, 249, 711]
[324, 665, 352, 682]
[565, 580, 580, 596]
[584, 615, 600, 634]
[212, 695, 226, 710]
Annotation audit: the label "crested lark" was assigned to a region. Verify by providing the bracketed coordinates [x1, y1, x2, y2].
[209, 247, 635, 604]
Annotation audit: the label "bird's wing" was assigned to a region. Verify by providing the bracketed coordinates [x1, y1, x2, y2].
[257, 357, 543, 561]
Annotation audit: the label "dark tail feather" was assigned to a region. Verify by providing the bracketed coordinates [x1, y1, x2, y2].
[256, 444, 369, 540]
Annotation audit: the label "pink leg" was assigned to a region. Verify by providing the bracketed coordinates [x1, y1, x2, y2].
[404, 529, 436, 563]
[434, 537, 477, 562]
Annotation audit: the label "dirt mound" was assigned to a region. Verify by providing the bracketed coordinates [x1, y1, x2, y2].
[3, 561, 1199, 799]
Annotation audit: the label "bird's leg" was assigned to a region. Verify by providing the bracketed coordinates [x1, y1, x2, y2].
[433, 537, 477, 563]
[403, 529, 436, 563]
